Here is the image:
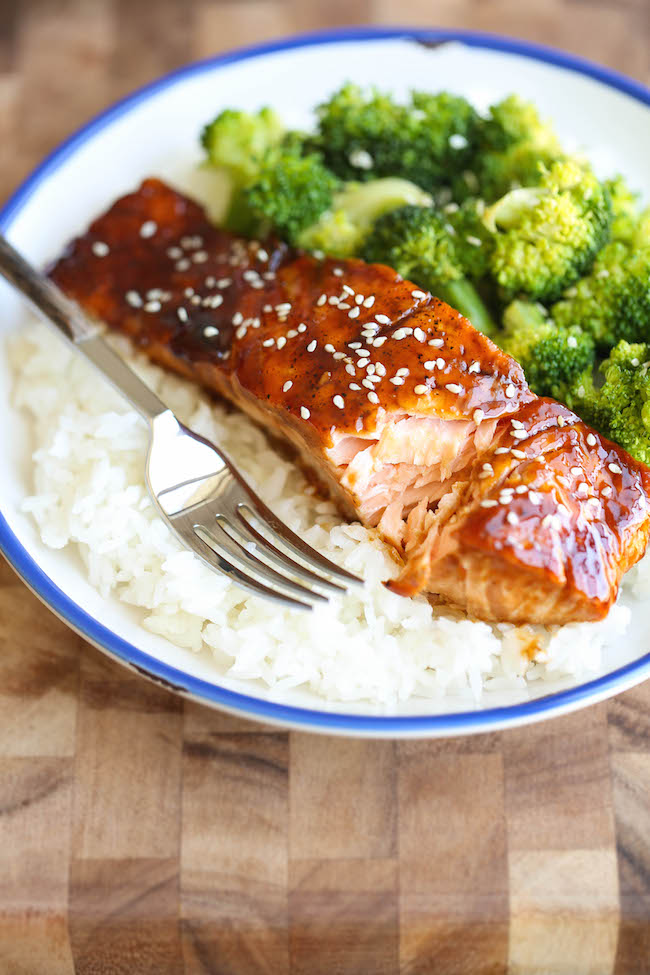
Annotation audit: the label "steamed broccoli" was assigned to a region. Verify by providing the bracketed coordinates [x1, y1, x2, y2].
[484, 159, 612, 303]
[313, 83, 480, 190]
[456, 95, 563, 203]
[498, 300, 595, 400]
[362, 205, 497, 336]
[201, 107, 285, 189]
[551, 239, 650, 348]
[230, 145, 338, 243]
[443, 198, 494, 280]
[582, 341, 650, 465]
[299, 178, 432, 257]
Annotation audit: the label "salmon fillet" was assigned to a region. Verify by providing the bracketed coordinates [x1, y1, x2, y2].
[49, 178, 650, 624]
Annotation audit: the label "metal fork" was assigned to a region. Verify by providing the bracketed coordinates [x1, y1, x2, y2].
[0, 236, 362, 610]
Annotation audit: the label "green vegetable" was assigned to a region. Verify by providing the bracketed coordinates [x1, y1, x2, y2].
[551, 240, 650, 348]
[201, 107, 285, 189]
[499, 300, 595, 400]
[298, 178, 433, 257]
[231, 145, 338, 244]
[485, 158, 612, 303]
[313, 83, 480, 191]
[457, 95, 563, 203]
[577, 341, 650, 465]
[362, 205, 497, 336]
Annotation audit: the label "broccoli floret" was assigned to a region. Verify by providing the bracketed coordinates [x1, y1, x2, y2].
[299, 178, 432, 258]
[584, 341, 650, 464]
[457, 95, 563, 203]
[605, 174, 643, 244]
[443, 198, 494, 280]
[313, 83, 479, 190]
[230, 145, 338, 244]
[551, 240, 650, 348]
[201, 107, 285, 189]
[362, 205, 497, 336]
[484, 159, 612, 304]
[499, 300, 595, 400]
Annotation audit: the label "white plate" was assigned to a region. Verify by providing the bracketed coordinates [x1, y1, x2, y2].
[2, 27, 650, 737]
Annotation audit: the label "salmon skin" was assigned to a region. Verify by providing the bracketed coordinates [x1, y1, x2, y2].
[50, 178, 650, 624]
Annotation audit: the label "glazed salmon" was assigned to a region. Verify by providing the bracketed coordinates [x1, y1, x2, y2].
[49, 178, 650, 624]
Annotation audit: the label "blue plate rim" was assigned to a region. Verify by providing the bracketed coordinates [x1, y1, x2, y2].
[2, 24, 650, 736]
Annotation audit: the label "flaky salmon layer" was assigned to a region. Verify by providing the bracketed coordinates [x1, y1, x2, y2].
[49, 178, 650, 624]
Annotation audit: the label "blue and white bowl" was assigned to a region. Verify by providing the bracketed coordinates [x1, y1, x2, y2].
[2, 27, 650, 737]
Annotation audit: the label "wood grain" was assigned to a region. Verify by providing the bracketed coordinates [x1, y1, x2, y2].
[1, 1, 650, 972]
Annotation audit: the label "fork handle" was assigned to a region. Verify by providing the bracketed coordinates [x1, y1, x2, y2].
[0, 234, 168, 423]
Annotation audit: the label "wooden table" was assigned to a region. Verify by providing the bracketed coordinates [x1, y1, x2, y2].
[1, 2, 650, 972]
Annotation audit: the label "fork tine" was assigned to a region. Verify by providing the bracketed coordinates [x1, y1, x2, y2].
[189, 525, 313, 611]
[230, 509, 347, 594]
[194, 522, 329, 605]
[239, 498, 364, 586]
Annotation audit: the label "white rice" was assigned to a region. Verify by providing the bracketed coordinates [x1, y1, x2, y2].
[9, 323, 639, 705]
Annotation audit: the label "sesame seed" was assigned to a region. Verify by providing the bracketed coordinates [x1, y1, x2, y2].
[144, 300, 161, 313]
[184, 287, 194, 297]
[445, 383, 463, 394]
[217, 278, 232, 288]
[333, 351, 346, 360]
[413, 328, 427, 343]
[287, 329, 298, 338]
[361, 378, 374, 390]
[342, 284, 355, 296]
[396, 368, 410, 377]
[333, 394, 345, 409]
[375, 314, 391, 325]
[324, 343, 335, 353]
[482, 462, 493, 472]
[512, 430, 528, 440]
[190, 295, 201, 306]
[243, 269, 259, 282]
[466, 235, 482, 247]
[367, 391, 380, 404]
[511, 449, 526, 460]
[192, 250, 208, 263]
[528, 491, 541, 505]
[424, 360, 435, 370]
[436, 358, 445, 369]
[393, 328, 408, 340]
[345, 364, 356, 376]
[317, 294, 327, 306]
[125, 290, 142, 308]
[175, 259, 191, 271]
[577, 482, 589, 497]
[567, 336, 578, 349]
[349, 383, 361, 391]
[412, 289, 427, 300]
[300, 406, 310, 419]
[608, 463, 622, 475]
[307, 340, 317, 352]
[338, 302, 351, 310]
[357, 349, 370, 359]
[473, 409, 484, 424]
[211, 295, 224, 308]
[349, 342, 362, 350]
[390, 377, 404, 386]
[468, 362, 481, 374]
[596, 268, 610, 279]
[236, 325, 247, 339]
[139, 220, 157, 238]
[481, 499, 498, 508]
[570, 466, 582, 477]
[507, 512, 519, 526]
[363, 296, 375, 308]
[282, 380, 293, 393]
[414, 384, 428, 395]
[349, 148, 374, 170]
[348, 307, 360, 319]
[494, 447, 510, 455]
[505, 384, 516, 398]
[332, 268, 344, 277]
[92, 240, 109, 257]
[263, 271, 275, 281]
[511, 420, 524, 429]
[542, 515, 555, 530]
[232, 312, 243, 326]
[602, 485, 612, 497]
[262, 338, 275, 348]
[276, 336, 287, 350]
[167, 246, 183, 259]
[203, 325, 219, 338]
[557, 416, 566, 427]
[276, 302, 291, 313]
[355, 294, 364, 305]
[298, 323, 307, 333]
[515, 485, 528, 494]
[373, 336, 387, 347]
[257, 248, 269, 262]
[429, 338, 444, 348]
[177, 307, 188, 322]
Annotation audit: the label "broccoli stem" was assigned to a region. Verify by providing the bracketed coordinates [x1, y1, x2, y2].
[434, 278, 498, 338]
